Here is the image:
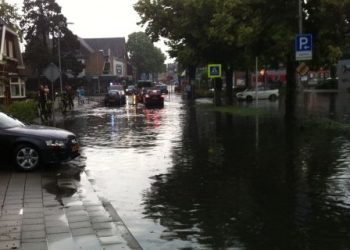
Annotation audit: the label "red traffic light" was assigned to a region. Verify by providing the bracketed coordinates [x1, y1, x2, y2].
[259, 69, 266, 76]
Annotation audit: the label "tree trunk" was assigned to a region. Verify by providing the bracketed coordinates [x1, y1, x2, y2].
[285, 52, 297, 122]
[224, 64, 234, 105]
[214, 78, 222, 106]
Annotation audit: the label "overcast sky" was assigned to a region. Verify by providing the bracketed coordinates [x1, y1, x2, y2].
[10, 0, 172, 61]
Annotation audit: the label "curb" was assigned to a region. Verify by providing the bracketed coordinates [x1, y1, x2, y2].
[82, 171, 143, 250]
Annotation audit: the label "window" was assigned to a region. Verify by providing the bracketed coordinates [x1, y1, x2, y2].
[10, 77, 25, 98]
[8, 40, 14, 58]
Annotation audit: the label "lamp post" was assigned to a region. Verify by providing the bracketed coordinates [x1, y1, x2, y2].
[57, 21, 73, 94]
[57, 24, 63, 94]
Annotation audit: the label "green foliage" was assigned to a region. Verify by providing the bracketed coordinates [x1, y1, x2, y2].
[126, 32, 166, 78]
[0, 100, 37, 123]
[0, 0, 20, 32]
[20, 0, 83, 77]
[195, 88, 213, 98]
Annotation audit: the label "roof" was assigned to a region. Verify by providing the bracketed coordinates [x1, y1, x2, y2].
[83, 37, 126, 60]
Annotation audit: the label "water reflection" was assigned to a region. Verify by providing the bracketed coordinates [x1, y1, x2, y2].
[59, 94, 350, 249]
[142, 106, 350, 249]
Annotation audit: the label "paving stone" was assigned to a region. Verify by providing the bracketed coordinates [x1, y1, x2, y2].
[24, 207, 44, 213]
[92, 222, 114, 230]
[73, 234, 102, 250]
[65, 210, 88, 218]
[99, 235, 124, 245]
[24, 203, 44, 208]
[21, 238, 46, 243]
[0, 226, 21, 234]
[87, 211, 110, 217]
[0, 240, 20, 250]
[47, 233, 75, 250]
[23, 212, 43, 219]
[0, 209, 22, 216]
[21, 241, 48, 250]
[0, 214, 23, 221]
[95, 229, 116, 237]
[22, 230, 46, 239]
[91, 216, 112, 223]
[44, 208, 64, 216]
[86, 205, 105, 212]
[65, 205, 85, 211]
[44, 214, 66, 221]
[0, 233, 20, 241]
[0, 220, 22, 227]
[23, 218, 45, 225]
[67, 215, 90, 223]
[69, 221, 91, 229]
[22, 224, 45, 231]
[24, 199, 43, 203]
[71, 227, 95, 236]
[46, 226, 70, 234]
[102, 244, 128, 250]
[45, 220, 69, 228]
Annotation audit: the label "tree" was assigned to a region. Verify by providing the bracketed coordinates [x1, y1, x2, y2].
[20, 0, 83, 80]
[0, 0, 20, 32]
[126, 32, 166, 79]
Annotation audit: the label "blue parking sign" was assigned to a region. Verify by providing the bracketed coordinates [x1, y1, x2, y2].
[295, 34, 313, 61]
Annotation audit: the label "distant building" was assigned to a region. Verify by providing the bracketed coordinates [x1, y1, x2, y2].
[0, 19, 26, 104]
[78, 37, 132, 93]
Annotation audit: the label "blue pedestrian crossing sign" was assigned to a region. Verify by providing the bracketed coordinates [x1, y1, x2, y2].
[295, 34, 313, 61]
[208, 64, 222, 78]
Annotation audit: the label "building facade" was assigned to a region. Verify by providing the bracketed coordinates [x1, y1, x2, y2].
[0, 19, 25, 104]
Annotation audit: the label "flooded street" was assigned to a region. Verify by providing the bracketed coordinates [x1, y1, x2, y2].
[60, 92, 350, 249]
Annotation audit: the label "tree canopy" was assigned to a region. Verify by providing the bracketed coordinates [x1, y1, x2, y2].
[126, 32, 166, 79]
[135, 0, 350, 109]
[0, 0, 21, 32]
[20, 0, 83, 78]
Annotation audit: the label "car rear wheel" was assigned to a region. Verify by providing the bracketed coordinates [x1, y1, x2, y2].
[13, 144, 40, 171]
[246, 96, 253, 102]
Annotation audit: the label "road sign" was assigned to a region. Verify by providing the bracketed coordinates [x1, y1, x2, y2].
[295, 34, 313, 61]
[208, 64, 222, 78]
[43, 63, 60, 82]
[296, 62, 309, 76]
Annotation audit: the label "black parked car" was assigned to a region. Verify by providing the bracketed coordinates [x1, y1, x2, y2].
[0, 112, 80, 171]
[104, 85, 126, 106]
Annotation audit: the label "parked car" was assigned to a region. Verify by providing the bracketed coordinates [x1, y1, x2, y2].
[104, 85, 126, 106]
[143, 88, 164, 108]
[155, 84, 169, 94]
[236, 87, 279, 101]
[126, 85, 136, 95]
[0, 112, 80, 171]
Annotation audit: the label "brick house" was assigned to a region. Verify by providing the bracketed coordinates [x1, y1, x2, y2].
[78, 37, 132, 93]
[0, 19, 25, 104]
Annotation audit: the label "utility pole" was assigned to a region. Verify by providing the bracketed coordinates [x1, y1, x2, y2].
[299, 0, 303, 34]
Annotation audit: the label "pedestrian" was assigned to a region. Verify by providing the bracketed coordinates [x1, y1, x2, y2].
[38, 84, 47, 116]
[64, 84, 74, 109]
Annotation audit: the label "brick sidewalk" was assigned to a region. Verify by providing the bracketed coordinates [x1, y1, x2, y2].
[0, 169, 141, 250]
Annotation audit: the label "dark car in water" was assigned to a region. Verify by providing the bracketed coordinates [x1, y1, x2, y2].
[143, 88, 164, 108]
[0, 112, 80, 171]
[155, 84, 169, 94]
[126, 85, 136, 95]
[104, 85, 126, 106]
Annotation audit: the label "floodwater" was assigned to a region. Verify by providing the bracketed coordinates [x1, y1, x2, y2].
[60, 91, 350, 249]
